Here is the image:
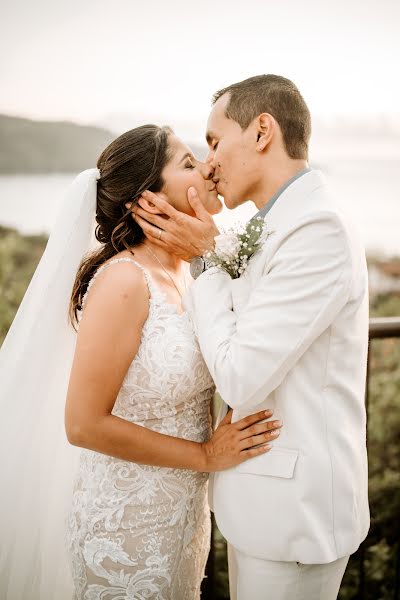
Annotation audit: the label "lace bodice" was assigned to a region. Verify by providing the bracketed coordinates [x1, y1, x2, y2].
[80, 257, 214, 436]
[66, 257, 215, 599]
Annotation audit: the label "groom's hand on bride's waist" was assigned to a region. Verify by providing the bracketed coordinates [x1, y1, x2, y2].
[130, 188, 220, 262]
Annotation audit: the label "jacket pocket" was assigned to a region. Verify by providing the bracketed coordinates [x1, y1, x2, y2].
[236, 446, 299, 479]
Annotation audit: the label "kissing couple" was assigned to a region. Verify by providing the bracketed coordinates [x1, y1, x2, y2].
[0, 74, 369, 600]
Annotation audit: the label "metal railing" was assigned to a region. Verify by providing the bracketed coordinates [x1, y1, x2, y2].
[202, 317, 400, 600]
[357, 317, 400, 600]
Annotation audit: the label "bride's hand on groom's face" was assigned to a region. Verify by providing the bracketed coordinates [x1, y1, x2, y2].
[130, 188, 220, 262]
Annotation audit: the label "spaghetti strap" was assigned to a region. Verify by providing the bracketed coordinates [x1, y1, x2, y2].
[80, 257, 155, 312]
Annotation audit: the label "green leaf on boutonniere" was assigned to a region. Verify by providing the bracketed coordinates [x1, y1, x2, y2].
[205, 216, 271, 280]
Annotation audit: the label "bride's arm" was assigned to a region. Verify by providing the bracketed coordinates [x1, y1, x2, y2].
[65, 261, 281, 472]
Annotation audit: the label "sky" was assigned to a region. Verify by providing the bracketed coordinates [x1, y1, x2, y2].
[1, 0, 400, 142]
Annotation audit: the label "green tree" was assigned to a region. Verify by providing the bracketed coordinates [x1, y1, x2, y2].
[0, 226, 47, 344]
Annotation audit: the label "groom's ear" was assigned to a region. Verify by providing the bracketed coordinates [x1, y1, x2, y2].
[256, 113, 275, 152]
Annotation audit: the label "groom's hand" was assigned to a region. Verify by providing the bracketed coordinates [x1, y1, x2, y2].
[131, 187, 220, 262]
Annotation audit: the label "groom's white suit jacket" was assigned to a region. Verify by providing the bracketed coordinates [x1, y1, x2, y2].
[185, 170, 370, 564]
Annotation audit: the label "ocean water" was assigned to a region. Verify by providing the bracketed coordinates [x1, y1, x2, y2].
[0, 159, 399, 257]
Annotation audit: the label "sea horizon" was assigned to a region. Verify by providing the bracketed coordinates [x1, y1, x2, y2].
[0, 158, 399, 258]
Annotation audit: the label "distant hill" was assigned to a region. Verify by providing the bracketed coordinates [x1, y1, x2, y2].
[0, 114, 210, 173]
[0, 115, 115, 174]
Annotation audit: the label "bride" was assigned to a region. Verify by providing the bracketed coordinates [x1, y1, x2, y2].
[0, 124, 281, 600]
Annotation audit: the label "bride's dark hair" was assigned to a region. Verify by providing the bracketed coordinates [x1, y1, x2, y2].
[69, 124, 173, 328]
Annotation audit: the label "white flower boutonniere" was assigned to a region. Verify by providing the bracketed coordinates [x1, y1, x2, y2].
[204, 216, 272, 279]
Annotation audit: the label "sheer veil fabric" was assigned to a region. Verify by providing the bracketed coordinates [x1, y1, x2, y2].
[0, 169, 100, 599]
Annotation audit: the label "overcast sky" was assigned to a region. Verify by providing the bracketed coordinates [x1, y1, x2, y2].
[1, 0, 399, 141]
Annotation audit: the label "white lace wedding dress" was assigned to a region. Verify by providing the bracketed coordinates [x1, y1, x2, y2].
[65, 257, 215, 600]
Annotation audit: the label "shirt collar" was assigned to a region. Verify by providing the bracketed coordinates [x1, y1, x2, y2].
[253, 167, 312, 220]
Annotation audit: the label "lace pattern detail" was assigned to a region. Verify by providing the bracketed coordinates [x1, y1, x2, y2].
[66, 258, 215, 599]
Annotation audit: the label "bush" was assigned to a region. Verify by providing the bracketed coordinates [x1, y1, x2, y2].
[0, 226, 47, 345]
[1, 229, 399, 598]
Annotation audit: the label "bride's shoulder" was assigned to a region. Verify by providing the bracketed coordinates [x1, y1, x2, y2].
[80, 255, 150, 323]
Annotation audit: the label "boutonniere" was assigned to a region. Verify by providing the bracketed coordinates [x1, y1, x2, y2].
[204, 216, 272, 280]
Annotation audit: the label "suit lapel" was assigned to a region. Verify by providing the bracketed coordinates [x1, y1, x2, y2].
[229, 170, 327, 312]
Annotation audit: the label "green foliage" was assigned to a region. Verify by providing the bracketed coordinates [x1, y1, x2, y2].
[1, 231, 399, 598]
[339, 312, 400, 599]
[0, 226, 47, 344]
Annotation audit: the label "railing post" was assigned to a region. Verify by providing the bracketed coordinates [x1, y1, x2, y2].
[358, 345, 370, 599]
[395, 541, 400, 600]
[201, 514, 215, 599]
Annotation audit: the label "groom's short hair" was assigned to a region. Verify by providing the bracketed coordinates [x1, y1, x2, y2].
[212, 74, 311, 160]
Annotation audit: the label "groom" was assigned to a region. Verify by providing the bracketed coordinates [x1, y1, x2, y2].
[132, 74, 370, 600]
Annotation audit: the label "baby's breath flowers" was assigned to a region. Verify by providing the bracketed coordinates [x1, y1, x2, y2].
[204, 216, 271, 279]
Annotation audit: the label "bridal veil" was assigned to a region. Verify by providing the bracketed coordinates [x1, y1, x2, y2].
[0, 169, 99, 599]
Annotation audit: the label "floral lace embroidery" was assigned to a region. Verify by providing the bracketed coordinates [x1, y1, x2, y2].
[66, 258, 215, 599]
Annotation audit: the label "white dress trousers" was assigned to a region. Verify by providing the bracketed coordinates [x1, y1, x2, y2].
[228, 543, 350, 600]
